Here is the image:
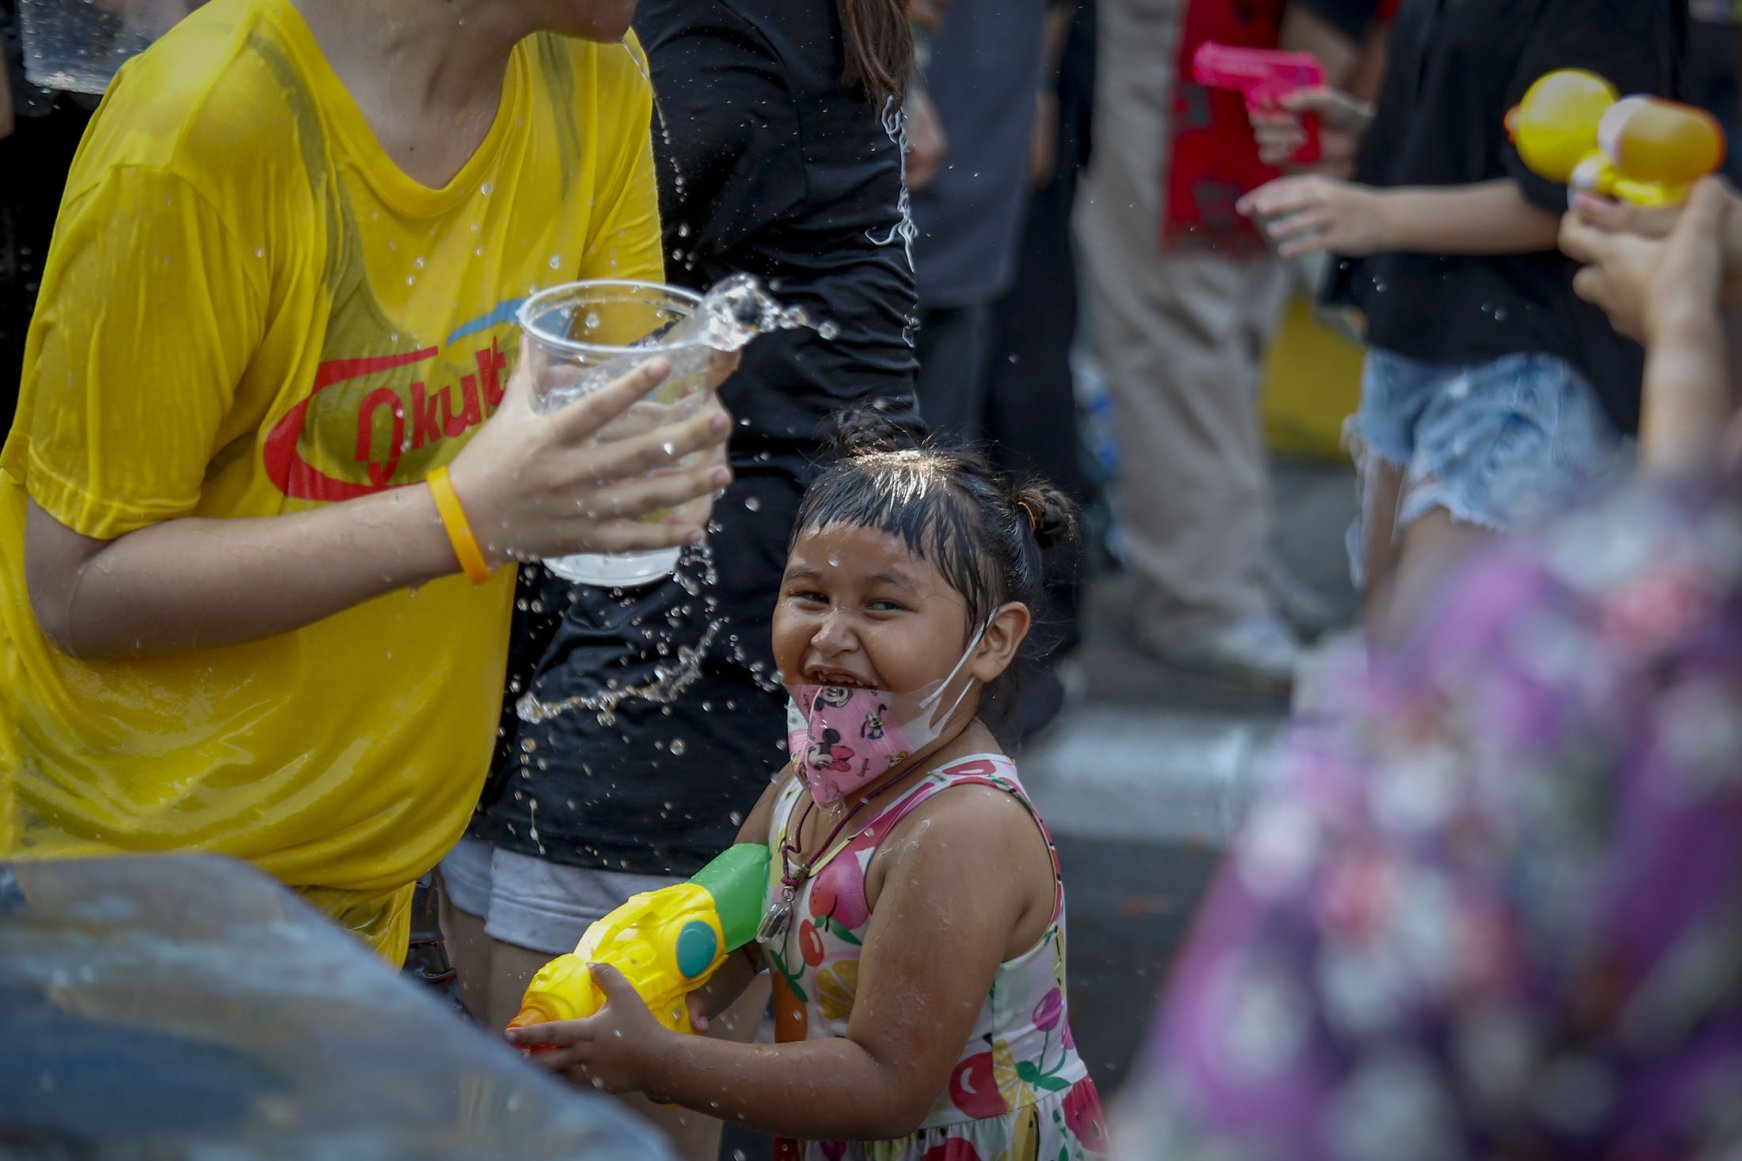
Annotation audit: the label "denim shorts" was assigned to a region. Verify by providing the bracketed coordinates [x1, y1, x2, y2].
[1346, 349, 1623, 585]
[439, 835, 679, 956]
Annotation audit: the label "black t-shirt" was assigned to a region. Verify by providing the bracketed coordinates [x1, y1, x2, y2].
[1335, 0, 1686, 435]
[635, 0, 920, 451]
[471, 0, 919, 877]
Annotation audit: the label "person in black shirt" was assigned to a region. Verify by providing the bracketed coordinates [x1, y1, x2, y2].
[438, 4, 918, 1158]
[1239, 0, 1685, 643]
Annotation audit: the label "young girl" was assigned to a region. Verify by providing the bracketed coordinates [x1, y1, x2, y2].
[506, 425, 1111, 1160]
[1238, 0, 1686, 644]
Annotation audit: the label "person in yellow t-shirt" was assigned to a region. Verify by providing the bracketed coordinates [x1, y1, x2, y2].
[0, 0, 735, 964]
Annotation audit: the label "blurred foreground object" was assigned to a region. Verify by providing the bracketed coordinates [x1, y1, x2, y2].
[1508, 68, 1726, 206]
[0, 854, 673, 1160]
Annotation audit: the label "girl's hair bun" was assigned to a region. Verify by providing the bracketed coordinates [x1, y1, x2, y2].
[1012, 482, 1079, 552]
[829, 399, 926, 458]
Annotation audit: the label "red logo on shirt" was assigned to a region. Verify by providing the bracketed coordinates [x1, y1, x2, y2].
[263, 338, 509, 501]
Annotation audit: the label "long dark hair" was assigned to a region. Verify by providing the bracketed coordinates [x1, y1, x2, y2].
[837, 0, 912, 109]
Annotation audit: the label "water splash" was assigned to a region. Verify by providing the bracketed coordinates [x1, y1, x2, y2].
[668, 273, 840, 352]
[516, 618, 722, 727]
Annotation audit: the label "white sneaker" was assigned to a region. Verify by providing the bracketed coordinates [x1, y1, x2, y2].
[1143, 614, 1303, 693]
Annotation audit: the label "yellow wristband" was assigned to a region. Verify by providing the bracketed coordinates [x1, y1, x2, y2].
[427, 466, 491, 585]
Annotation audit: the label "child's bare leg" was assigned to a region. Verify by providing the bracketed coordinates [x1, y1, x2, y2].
[1358, 457, 1404, 643]
[1384, 507, 1494, 643]
[436, 877, 495, 1024]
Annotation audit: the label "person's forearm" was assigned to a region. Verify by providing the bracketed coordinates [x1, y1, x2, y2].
[1279, 5, 1357, 83]
[1, 54, 14, 142]
[1640, 307, 1733, 473]
[1723, 206, 1742, 313]
[1040, 1, 1075, 82]
[1376, 180, 1561, 254]
[649, 1034, 927, 1142]
[1344, 17, 1389, 100]
[26, 485, 463, 658]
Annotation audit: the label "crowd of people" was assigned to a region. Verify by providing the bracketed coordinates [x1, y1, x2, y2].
[2, 0, 1740, 1158]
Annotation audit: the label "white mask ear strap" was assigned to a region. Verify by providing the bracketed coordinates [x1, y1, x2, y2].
[919, 613, 997, 713]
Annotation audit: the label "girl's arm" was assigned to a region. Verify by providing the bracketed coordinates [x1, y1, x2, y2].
[513, 785, 1051, 1141]
[1238, 175, 1560, 260]
[1371, 180, 1561, 254]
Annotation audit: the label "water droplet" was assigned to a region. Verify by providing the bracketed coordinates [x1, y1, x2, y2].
[744, 496, 762, 512]
[670, 740, 686, 756]
[585, 310, 602, 331]
[254, 248, 265, 259]
[414, 256, 426, 270]
[480, 181, 495, 195]
[548, 255, 562, 269]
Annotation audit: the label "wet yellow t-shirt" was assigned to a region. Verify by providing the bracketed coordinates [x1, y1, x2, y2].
[0, 0, 663, 959]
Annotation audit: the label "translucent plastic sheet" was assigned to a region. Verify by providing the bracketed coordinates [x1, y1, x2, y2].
[0, 854, 673, 1160]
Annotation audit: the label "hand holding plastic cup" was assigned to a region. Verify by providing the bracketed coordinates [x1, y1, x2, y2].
[517, 280, 727, 587]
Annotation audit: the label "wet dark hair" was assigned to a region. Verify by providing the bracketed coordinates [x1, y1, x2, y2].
[791, 405, 1081, 666]
[837, 0, 913, 109]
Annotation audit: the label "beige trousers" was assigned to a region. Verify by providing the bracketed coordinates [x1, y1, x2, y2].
[1074, 0, 1289, 638]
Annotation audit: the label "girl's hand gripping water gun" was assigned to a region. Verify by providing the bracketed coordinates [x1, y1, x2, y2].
[507, 843, 770, 1036]
[1506, 69, 1726, 207]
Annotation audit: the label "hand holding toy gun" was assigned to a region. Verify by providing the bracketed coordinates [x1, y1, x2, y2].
[508, 843, 770, 1038]
[1192, 41, 1325, 166]
[1507, 69, 1726, 207]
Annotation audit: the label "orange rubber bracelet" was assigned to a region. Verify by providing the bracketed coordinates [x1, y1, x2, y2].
[427, 466, 491, 585]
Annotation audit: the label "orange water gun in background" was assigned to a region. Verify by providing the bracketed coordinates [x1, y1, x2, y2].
[1506, 69, 1726, 207]
[508, 843, 770, 1037]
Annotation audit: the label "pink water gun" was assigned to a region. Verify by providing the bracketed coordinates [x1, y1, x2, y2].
[1192, 41, 1325, 165]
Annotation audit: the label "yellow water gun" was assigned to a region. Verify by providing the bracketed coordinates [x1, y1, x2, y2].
[508, 843, 770, 1035]
[1506, 69, 1726, 207]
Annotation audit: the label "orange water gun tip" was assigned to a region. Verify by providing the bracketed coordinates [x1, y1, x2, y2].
[506, 1005, 548, 1030]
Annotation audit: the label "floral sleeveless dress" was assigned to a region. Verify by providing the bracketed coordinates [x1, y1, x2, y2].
[759, 755, 1110, 1161]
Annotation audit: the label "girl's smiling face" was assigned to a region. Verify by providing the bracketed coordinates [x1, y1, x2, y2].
[772, 522, 979, 698]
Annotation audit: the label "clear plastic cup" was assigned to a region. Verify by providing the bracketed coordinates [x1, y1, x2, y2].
[18, 0, 201, 94]
[516, 281, 713, 588]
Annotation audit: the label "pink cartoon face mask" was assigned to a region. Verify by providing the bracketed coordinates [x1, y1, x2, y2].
[785, 620, 990, 806]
